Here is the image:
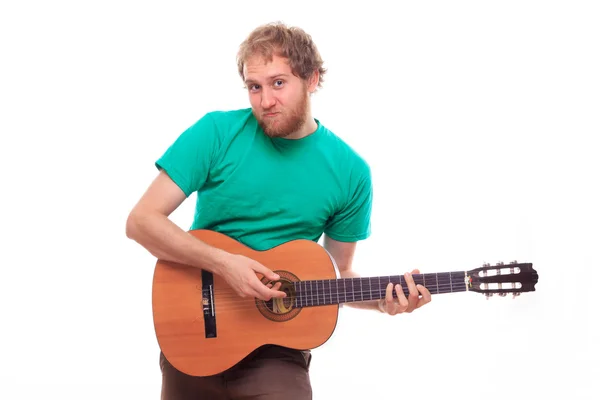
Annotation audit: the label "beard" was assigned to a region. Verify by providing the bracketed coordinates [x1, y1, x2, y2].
[254, 89, 309, 138]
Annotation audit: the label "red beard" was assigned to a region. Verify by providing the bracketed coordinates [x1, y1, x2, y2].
[254, 90, 308, 138]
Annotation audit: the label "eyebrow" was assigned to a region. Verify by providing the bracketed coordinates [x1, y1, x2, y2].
[244, 74, 289, 85]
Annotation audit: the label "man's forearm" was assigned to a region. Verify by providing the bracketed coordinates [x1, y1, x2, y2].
[345, 299, 383, 312]
[126, 211, 229, 274]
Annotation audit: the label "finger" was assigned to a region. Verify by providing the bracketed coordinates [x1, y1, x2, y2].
[265, 281, 282, 289]
[253, 287, 278, 301]
[416, 284, 432, 308]
[385, 282, 394, 313]
[411, 268, 420, 274]
[257, 281, 286, 300]
[395, 283, 408, 311]
[252, 262, 280, 281]
[405, 272, 419, 297]
[404, 272, 420, 310]
[265, 280, 283, 294]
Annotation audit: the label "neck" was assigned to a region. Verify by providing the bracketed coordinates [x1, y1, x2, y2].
[292, 271, 468, 308]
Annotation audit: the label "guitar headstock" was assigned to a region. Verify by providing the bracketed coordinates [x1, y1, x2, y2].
[467, 261, 538, 299]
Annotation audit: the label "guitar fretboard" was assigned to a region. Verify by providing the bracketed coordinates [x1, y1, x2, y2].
[292, 272, 467, 308]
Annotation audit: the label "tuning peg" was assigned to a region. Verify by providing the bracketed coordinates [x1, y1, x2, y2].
[499, 293, 507, 297]
[496, 261, 504, 266]
[510, 260, 518, 264]
[485, 293, 493, 300]
[512, 292, 521, 299]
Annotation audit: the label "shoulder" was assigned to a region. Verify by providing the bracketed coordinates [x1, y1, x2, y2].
[184, 107, 256, 141]
[319, 121, 371, 179]
[202, 107, 255, 128]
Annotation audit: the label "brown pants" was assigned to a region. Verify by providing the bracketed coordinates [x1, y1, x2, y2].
[159, 345, 312, 400]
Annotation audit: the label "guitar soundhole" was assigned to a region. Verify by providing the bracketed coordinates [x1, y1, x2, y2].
[256, 270, 302, 322]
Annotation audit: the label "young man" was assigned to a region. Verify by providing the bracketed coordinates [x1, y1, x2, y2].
[126, 22, 432, 400]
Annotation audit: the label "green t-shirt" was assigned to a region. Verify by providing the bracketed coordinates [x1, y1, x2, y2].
[155, 108, 372, 251]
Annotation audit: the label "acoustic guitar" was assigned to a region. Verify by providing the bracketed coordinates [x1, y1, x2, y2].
[152, 229, 538, 377]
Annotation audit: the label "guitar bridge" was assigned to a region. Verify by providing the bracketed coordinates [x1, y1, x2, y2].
[201, 270, 217, 338]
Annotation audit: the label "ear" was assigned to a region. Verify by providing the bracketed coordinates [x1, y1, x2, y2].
[307, 70, 319, 93]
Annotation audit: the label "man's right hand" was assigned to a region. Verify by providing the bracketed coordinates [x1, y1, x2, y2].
[220, 253, 287, 301]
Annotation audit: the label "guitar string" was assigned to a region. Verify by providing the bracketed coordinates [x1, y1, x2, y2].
[201, 279, 462, 299]
[192, 286, 519, 315]
[204, 279, 472, 304]
[204, 277, 469, 304]
[191, 290, 463, 314]
[180, 283, 479, 313]
[198, 279, 525, 310]
[209, 285, 459, 305]
[205, 273, 522, 305]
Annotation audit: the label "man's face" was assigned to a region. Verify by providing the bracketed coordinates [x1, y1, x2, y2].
[243, 54, 314, 138]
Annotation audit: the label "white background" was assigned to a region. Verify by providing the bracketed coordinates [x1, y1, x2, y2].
[1, 1, 598, 399]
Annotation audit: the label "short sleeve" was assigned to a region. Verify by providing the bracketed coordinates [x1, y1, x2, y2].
[155, 113, 220, 197]
[324, 165, 373, 242]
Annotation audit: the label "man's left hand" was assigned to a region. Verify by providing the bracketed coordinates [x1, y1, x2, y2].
[378, 269, 432, 315]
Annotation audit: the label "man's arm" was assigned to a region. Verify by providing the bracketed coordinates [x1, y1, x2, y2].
[125, 170, 284, 300]
[323, 235, 381, 311]
[323, 235, 432, 314]
[125, 170, 230, 271]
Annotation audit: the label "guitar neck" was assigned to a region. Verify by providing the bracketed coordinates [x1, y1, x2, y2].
[292, 272, 468, 308]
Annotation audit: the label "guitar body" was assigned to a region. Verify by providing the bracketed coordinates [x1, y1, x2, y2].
[152, 229, 340, 377]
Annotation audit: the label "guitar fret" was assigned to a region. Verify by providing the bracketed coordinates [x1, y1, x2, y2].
[329, 279, 332, 305]
[348, 278, 352, 303]
[294, 282, 298, 308]
[361, 277, 365, 300]
[351, 278, 358, 303]
[435, 273, 439, 294]
[399, 276, 403, 297]
[305, 281, 309, 305]
[359, 278, 363, 301]
[453, 272, 463, 294]
[315, 280, 319, 306]
[317, 280, 321, 305]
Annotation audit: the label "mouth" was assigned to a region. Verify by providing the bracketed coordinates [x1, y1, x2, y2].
[263, 112, 279, 117]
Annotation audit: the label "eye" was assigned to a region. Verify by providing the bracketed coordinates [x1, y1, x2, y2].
[248, 84, 260, 92]
[274, 80, 284, 88]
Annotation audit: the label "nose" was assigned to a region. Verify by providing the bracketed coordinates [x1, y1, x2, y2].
[260, 89, 276, 109]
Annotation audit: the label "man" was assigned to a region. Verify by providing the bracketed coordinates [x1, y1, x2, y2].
[126, 21, 432, 400]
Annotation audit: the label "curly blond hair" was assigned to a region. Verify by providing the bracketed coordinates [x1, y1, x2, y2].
[237, 22, 327, 89]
